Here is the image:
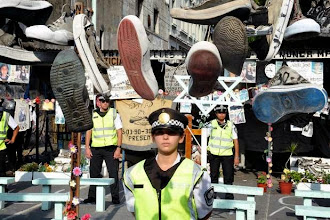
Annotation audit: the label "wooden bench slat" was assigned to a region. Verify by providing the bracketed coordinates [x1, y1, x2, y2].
[212, 184, 264, 196]
[213, 199, 255, 210]
[0, 193, 69, 202]
[32, 178, 114, 186]
[295, 205, 330, 218]
[0, 177, 15, 184]
[295, 190, 330, 199]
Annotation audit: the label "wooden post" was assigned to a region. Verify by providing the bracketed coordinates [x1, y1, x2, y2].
[70, 132, 81, 216]
[184, 115, 201, 159]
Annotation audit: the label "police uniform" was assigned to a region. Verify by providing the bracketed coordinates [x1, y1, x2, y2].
[86, 96, 123, 203]
[208, 105, 238, 199]
[123, 108, 214, 220]
[0, 111, 18, 177]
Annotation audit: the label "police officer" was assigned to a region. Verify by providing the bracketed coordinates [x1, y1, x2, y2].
[123, 108, 213, 220]
[84, 95, 122, 204]
[0, 109, 19, 177]
[208, 105, 239, 199]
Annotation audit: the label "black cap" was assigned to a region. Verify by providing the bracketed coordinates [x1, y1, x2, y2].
[148, 108, 188, 134]
[214, 105, 227, 113]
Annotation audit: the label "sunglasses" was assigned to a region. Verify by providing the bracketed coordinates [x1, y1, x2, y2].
[153, 129, 180, 136]
[100, 100, 110, 103]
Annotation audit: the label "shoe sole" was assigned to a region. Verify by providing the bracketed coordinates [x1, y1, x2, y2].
[117, 16, 158, 100]
[50, 49, 93, 132]
[252, 84, 327, 124]
[0, 45, 58, 64]
[170, 0, 251, 25]
[284, 18, 320, 40]
[265, 0, 294, 61]
[0, 4, 53, 26]
[186, 42, 222, 97]
[73, 14, 110, 95]
[214, 16, 248, 75]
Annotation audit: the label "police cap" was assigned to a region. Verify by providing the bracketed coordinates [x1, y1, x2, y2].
[97, 94, 110, 101]
[214, 105, 227, 113]
[148, 108, 188, 134]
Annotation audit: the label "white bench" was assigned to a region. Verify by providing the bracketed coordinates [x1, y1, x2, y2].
[0, 177, 15, 209]
[32, 178, 114, 212]
[295, 189, 330, 220]
[0, 192, 69, 220]
[212, 184, 264, 220]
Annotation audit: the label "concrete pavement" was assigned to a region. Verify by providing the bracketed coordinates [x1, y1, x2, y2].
[1, 170, 326, 220]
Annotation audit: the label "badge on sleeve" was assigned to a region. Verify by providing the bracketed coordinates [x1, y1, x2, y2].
[204, 187, 214, 206]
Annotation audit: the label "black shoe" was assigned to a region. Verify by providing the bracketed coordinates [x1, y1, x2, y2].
[83, 197, 96, 204]
[50, 49, 93, 132]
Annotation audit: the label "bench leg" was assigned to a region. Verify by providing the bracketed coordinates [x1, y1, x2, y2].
[41, 185, 52, 211]
[53, 202, 64, 220]
[247, 209, 255, 220]
[236, 209, 245, 220]
[246, 196, 256, 220]
[0, 185, 4, 209]
[96, 186, 105, 212]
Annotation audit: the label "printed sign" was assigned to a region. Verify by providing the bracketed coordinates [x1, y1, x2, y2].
[108, 66, 141, 100]
[116, 99, 172, 148]
[164, 64, 189, 97]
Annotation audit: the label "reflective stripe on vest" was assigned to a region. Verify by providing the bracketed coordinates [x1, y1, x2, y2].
[208, 119, 233, 156]
[92, 109, 117, 147]
[124, 158, 204, 220]
[0, 112, 9, 151]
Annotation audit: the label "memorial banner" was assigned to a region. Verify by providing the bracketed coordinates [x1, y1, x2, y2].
[116, 99, 172, 149]
[275, 61, 324, 86]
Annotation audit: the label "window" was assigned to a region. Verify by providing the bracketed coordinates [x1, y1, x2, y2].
[137, 0, 143, 18]
[154, 8, 159, 34]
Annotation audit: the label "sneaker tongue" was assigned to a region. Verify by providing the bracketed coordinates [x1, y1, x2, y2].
[267, 65, 309, 87]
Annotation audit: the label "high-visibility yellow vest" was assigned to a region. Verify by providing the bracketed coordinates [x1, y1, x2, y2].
[0, 112, 9, 151]
[208, 119, 234, 156]
[124, 158, 204, 220]
[92, 109, 117, 147]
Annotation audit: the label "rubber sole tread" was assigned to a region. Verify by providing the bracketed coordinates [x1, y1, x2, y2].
[117, 18, 155, 100]
[50, 49, 93, 132]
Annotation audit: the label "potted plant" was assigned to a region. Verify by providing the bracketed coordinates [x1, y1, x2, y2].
[297, 172, 330, 191]
[15, 162, 39, 181]
[257, 172, 267, 192]
[279, 168, 293, 194]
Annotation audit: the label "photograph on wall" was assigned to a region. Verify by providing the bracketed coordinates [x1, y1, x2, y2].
[180, 96, 192, 113]
[10, 65, 30, 84]
[228, 105, 246, 124]
[224, 61, 256, 83]
[0, 63, 10, 81]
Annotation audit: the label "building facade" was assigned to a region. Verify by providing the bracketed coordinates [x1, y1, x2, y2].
[169, 0, 208, 52]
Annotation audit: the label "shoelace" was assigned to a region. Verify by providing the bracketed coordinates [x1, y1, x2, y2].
[48, 4, 72, 30]
[48, 12, 66, 30]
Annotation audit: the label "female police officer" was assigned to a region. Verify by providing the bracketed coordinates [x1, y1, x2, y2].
[123, 108, 213, 220]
